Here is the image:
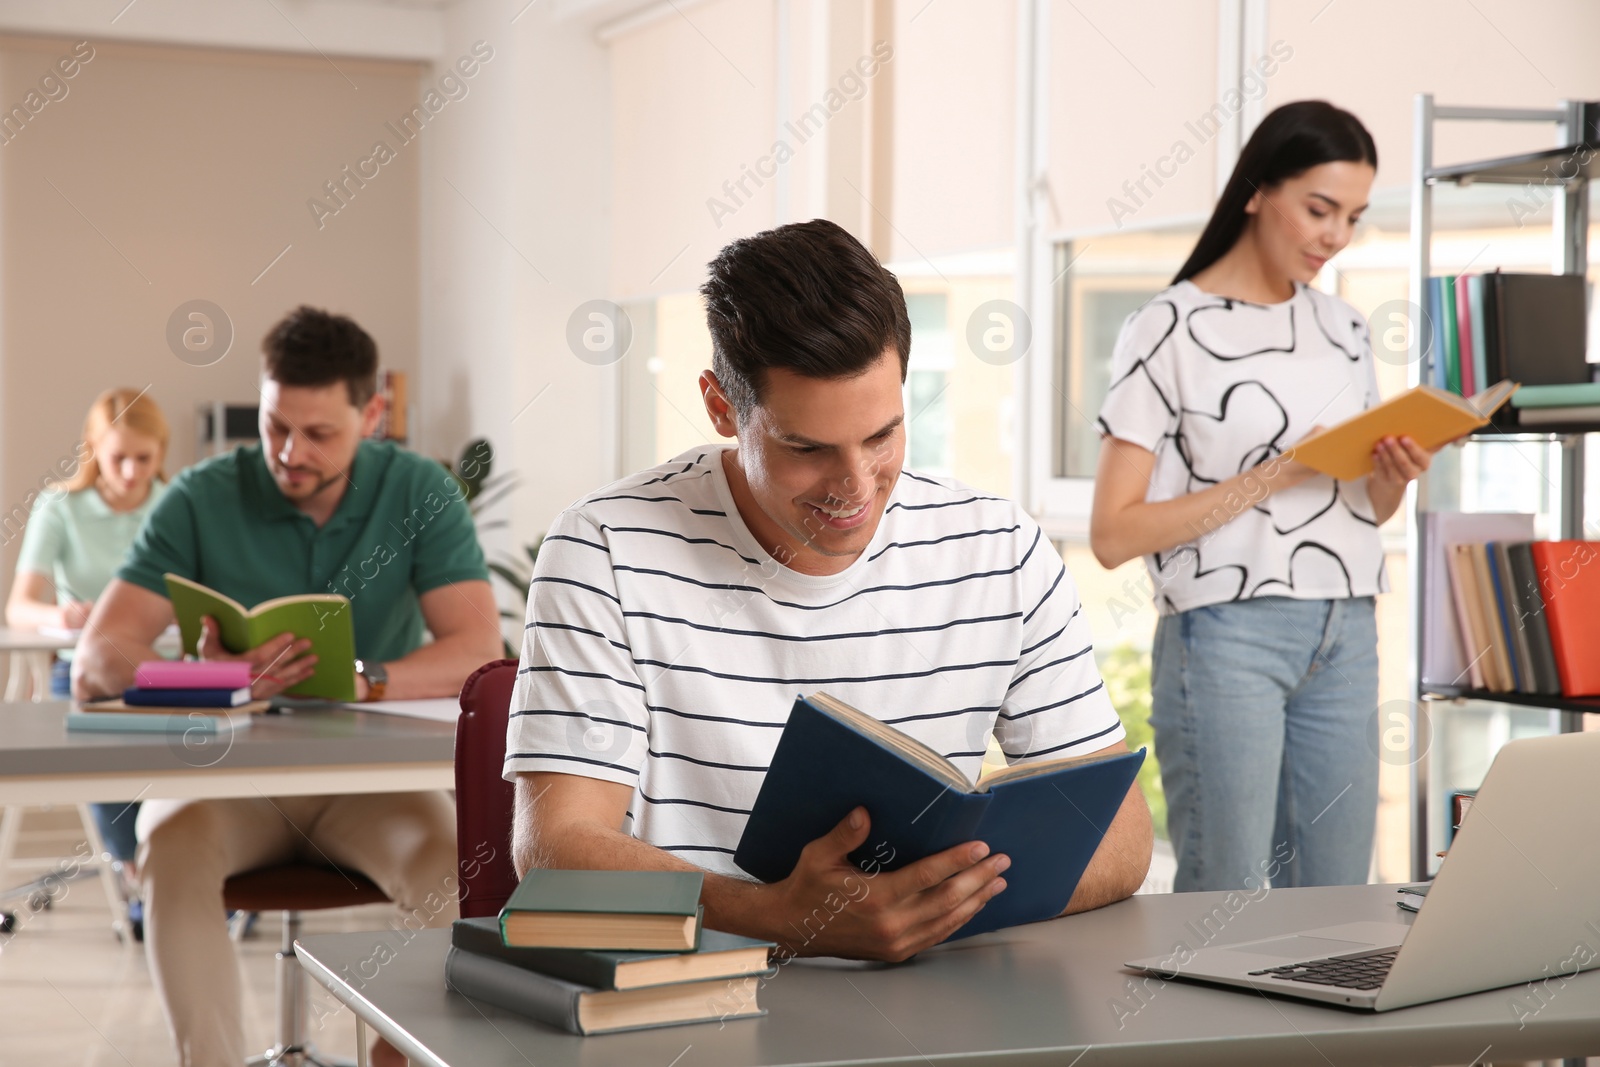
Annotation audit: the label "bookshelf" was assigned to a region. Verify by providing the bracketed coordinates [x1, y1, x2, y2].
[1407, 96, 1595, 881]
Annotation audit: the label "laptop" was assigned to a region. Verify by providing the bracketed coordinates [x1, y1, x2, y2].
[1125, 730, 1600, 1011]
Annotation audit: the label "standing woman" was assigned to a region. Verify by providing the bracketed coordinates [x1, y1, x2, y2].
[1091, 101, 1430, 892]
[8, 388, 170, 868]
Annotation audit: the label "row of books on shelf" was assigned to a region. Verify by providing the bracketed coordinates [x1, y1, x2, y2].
[448, 869, 770, 1035]
[1507, 381, 1600, 428]
[1425, 271, 1588, 407]
[1424, 513, 1600, 697]
[373, 369, 408, 442]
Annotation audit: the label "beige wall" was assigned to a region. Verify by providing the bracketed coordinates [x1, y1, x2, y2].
[420, 0, 615, 596]
[1263, 0, 1600, 187]
[0, 36, 425, 601]
[609, 0, 779, 299]
[889, 0, 1015, 259]
[1048, 0, 1220, 235]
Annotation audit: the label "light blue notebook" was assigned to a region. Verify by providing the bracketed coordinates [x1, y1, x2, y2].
[66, 709, 254, 734]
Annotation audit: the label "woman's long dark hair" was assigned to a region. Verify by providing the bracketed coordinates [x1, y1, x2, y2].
[1173, 100, 1377, 285]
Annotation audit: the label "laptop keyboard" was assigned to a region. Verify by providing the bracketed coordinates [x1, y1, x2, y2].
[1247, 948, 1398, 991]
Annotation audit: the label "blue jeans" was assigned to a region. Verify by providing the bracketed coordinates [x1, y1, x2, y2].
[52, 660, 141, 863]
[1150, 596, 1379, 893]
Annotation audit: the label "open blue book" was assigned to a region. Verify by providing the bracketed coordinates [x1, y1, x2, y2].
[734, 693, 1144, 940]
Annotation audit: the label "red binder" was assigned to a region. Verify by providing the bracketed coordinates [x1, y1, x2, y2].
[1528, 540, 1600, 695]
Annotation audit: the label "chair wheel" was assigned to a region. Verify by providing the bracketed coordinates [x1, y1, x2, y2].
[0, 912, 14, 933]
[27, 892, 49, 912]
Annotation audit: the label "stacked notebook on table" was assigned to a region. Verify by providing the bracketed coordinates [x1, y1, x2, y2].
[444, 869, 774, 1034]
[68, 660, 265, 733]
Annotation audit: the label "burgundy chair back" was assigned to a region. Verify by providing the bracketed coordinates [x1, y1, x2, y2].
[454, 658, 521, 918]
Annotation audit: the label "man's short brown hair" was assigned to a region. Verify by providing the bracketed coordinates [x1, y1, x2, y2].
[261, 306, 379, 407]
[700, 219, 911, 421]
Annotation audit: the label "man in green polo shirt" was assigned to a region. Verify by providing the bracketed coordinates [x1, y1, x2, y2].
[75, 306, 501, 1067]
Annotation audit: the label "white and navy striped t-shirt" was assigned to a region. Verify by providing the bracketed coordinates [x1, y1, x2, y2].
[503, 446, 1124, 877]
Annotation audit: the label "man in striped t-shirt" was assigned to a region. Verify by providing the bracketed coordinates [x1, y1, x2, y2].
[507, 220, 1152, 962]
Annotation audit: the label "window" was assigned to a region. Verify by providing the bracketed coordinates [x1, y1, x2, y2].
[1052, 227, 1200, 481]
[905, 293, 953, 476]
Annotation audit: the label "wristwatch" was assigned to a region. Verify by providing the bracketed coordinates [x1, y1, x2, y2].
[354, 659, 388, 702]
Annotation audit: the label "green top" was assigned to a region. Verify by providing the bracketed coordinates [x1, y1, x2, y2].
[118, 440, 488, 664]
[16, 479, 168, 605]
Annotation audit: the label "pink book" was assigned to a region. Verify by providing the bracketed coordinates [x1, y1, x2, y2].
[135, 660, 253, 690]
[1453, 273, 1475, 396]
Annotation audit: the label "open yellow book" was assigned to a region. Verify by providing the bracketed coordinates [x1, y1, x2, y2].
[1286, 380, 1518, 481]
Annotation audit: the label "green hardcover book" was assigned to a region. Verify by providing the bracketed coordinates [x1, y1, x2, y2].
[1440, 275, 1461, 394]
[451, 916, 772, 990]
[163, 573, 357, 701]
[1509, 383, 1600, 409]
[500, 869, 704, 951]
[444, 947, 763, 1034]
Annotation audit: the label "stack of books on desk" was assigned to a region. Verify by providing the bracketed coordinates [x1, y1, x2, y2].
[68, 661, 265, 733]
[444, 869, 774, 1034]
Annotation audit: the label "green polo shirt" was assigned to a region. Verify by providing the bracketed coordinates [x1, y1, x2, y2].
[117, 440, 488, 663]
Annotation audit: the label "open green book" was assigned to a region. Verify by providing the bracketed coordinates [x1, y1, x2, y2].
[163, 574, 357, 701]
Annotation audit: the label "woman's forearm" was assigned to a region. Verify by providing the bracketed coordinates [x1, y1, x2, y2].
[1091, 455, 1308, 570]
[1367, 474, 1405, 525]
[5, 594, 64, 630]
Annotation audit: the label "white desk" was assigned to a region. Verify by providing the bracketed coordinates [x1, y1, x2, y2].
[0, 701, 455, 806]
[0, 699, 455, 942]
[296, 883, 1600, 1067]
[0, 628, 75, 702]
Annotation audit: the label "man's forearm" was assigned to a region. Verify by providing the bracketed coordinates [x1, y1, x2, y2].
[516, 818, 781, 944]
[384, 631, 502, 700]
[1062, 784, 1154, 914]
[72, 635, 160, 700]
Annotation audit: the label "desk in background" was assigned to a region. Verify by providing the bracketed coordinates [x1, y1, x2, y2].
[0, 625, 187, 702]
[0, 628, 76, 702]
[0, 700, 454, 808]
[296, 883, 1600, 1067]
[0, 698, 454, 940]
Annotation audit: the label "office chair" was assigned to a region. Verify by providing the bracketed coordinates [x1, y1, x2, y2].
[454, 658, 520, 919]
[223, 863, 389, 1067]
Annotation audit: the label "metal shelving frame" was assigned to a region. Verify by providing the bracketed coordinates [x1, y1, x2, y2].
[1407, 95, 1593, 882]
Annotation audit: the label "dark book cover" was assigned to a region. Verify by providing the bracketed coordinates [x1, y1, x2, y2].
[1495, 273, 1588, 387]
[502, 869, 702, 920]
[1484, 544, 1525, 692]
[734, 694, 1144, 941]
[122, 686, 251, 707]
[952, 750, 1146, 939]
[1477, 272, 1502, 384]
[1507, 542, 1564, 695]
[450, 916, 771, 990]
[444, 947, 764, 1035]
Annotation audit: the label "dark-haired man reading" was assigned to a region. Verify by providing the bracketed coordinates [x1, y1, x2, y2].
[76, 306, 500, 1067]
[508, 220, 1152, 963]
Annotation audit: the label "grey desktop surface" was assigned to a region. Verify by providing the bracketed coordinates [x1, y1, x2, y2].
[296, 883, 1600, 1067]
[0, 700, 454, 776]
